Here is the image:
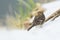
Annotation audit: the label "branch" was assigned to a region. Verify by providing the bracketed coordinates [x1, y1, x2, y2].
[45, 9, 60, 22]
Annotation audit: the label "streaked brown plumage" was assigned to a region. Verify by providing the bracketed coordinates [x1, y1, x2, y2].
[26, 3, 45, 31]
[27, 9, 45, 31]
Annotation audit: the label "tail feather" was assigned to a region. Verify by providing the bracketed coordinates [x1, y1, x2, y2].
[27, 24, 35, 31]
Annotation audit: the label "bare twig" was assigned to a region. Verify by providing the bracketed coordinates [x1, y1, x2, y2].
[45, 9, 60, 22]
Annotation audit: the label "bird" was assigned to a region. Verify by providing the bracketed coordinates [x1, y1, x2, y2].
[27, 3, 45, 31]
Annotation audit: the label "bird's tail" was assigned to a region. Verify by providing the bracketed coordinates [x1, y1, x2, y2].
[27, 24, 35, 31]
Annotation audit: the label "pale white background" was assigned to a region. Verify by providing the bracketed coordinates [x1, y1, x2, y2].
[0, 1, 60, 40]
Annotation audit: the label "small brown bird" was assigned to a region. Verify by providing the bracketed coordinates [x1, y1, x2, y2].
[27, 3, 45, 31]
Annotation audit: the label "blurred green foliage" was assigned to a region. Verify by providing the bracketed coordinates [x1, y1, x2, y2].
[17, 0, 35, 19]
[15, 0, 36, 28]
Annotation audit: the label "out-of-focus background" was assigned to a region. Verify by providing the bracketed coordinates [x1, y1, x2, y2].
[0, 0, 60, 40]
[0, 0, 58, 27]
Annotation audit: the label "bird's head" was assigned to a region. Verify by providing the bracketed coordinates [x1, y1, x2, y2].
[31, 3, 45, 16]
